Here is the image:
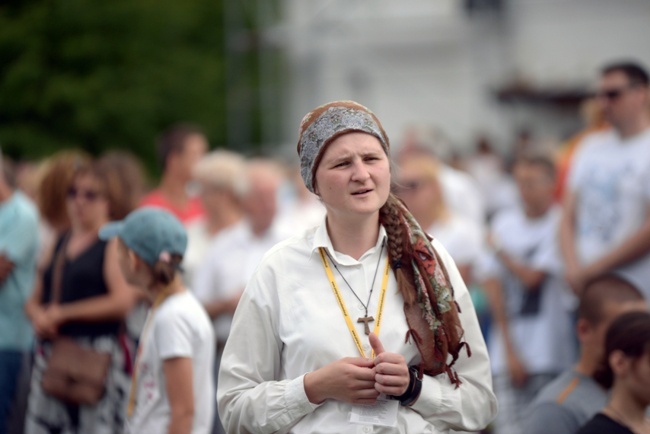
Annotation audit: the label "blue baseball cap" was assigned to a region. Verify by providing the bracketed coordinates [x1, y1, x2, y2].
[99, 207, 187, 266]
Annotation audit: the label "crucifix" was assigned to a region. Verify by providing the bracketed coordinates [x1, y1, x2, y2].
[357, 316, 374, 335]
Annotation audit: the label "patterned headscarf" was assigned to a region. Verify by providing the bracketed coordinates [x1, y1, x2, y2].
[297, 101, 389, 193]
[297, 100, 469, 386]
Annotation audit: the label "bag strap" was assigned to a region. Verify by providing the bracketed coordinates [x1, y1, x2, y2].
[50, 233, 71, 305]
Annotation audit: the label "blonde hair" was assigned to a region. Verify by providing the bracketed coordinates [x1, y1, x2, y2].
[396, 153, 448, 214]
[237, 158, 285, 198]
[192, 150, 246, 192]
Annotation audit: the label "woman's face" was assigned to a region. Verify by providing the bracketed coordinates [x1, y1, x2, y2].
[314, 132, 390, 221]
[394, 158, 443, 225]
[66, 173, 109, 229]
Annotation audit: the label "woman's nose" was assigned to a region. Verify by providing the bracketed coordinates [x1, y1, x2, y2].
[350, 160, 370, 181]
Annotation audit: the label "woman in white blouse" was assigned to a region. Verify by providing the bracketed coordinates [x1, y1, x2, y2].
[217, 101, 497, 433]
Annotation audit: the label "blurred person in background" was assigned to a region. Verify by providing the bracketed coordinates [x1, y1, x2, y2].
[465, 135, 519, 220]
[183, 150, 245, 287]
[0, 155, 39, 434]
[394, 153, 484, 285]
[577, 311, 650, 434]
[481, 152, 576, 434]
[99, 150, 147, 221]
[560, 61, 650, 298]
[276, 162, 325, 235]
[554, 98, 608, 201]
[97, 151, 152, 349]
[15, 160, 41, 202]
[35, 151, 91, 268]
[24, 159, 136, 434]
[100, 208, 215, 434]
[526, 275, 647, 434]
[193, 157, 290, 434]
[397, 124, 486, 227]
[140, 123, 208, 224]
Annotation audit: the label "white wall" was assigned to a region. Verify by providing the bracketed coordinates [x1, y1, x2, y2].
[276, 0, 650, 155]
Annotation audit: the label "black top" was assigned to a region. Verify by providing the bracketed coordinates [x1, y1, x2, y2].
[576, 413, 635, 434]
[42, 233, 121, 338]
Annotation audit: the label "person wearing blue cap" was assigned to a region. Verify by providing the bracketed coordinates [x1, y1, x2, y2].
[100, 207, 215, 434]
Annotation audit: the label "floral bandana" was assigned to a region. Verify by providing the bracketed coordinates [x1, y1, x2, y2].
[297, 101, 389, 193]
[391, 197, 469, 386]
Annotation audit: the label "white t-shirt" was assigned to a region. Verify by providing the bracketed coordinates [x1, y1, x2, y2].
[217, 220, 497, 433]
[127, 290, 215, 434]
[183, 218, 212, 288]
[427, 212, 485, 269]
[439, 164, 486, 228]
[193, 219, 292, 342]
[568, 128, 650, 297]
[483, 205, 576, 375]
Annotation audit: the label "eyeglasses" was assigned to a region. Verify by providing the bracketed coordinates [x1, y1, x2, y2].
[67, 187, 102, 202]
[595, 84, 638, 101]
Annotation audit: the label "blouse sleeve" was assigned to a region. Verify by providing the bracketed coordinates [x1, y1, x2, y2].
[216, 262, 320, 434]
[410, 240, 498, 432]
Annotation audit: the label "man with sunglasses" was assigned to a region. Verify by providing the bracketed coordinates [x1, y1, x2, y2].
[560, 61, 650, 299]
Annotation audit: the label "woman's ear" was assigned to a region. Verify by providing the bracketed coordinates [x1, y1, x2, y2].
[609, 349, 630, 378]
[128, 249, 143, 272]
[576, 318, 591, 343]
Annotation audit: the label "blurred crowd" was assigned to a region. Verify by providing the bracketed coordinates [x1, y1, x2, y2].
[1, 60, 650, 434]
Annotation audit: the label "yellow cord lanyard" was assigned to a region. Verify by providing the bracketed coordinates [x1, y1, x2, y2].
[127, 287, 176, 417]
[318, 247, 390, 359]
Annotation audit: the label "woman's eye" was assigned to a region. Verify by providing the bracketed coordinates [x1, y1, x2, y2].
[334, 161, 349, 168]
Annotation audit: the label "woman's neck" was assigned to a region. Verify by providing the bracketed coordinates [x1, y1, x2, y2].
[326, 213, 380, 260]
[605, 385, 650, 432]
[159, 176, 189, 207]
[71, 220, 105, 237]
[149, 275, 185, 302]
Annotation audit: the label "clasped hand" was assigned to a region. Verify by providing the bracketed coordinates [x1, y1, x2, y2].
[31, 305, 64, 339]
[305, 333, 410, 405]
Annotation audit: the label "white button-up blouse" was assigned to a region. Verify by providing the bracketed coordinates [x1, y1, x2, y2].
[217, 220, 497, 433]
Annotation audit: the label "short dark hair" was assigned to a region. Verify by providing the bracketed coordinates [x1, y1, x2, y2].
[593, 311, 650, 389]
[601, 61, 649, 87]
[513, 152, 556, 180]
[156, 123, 205, 170]
[578, 274, 644, 325]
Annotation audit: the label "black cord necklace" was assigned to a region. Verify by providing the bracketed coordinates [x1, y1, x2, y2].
[324, 237, 386, 335]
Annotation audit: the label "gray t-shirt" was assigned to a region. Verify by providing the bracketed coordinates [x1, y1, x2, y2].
[524, 370, 607, 434]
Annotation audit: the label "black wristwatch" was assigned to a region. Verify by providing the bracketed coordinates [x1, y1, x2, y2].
[389, 366, 423, 407]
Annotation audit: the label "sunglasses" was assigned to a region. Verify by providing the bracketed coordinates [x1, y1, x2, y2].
[67, 187, 102, 201]
[595, 84, 638, 101]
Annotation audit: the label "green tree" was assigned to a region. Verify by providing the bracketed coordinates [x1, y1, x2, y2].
[0, 0, 235, 175]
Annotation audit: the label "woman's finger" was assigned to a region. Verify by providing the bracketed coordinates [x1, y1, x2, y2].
[375, 373, 409, 387]
[374, 361, 408, 376]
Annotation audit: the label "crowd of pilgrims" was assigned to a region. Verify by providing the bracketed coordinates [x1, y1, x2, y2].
[1, 62, 650, 434]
